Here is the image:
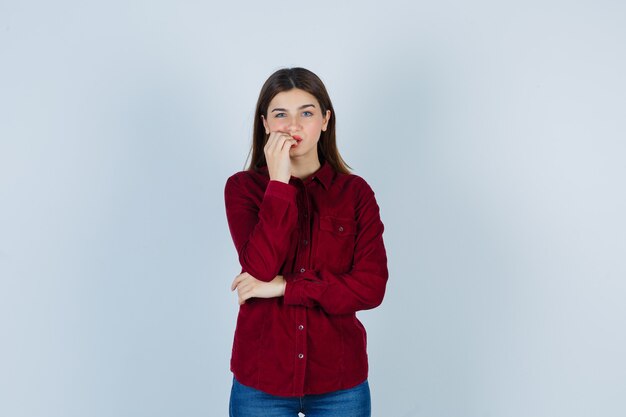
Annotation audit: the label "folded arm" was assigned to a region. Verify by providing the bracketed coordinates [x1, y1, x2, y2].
[283, 180, 388, 315]
[224, 175, 298, 282]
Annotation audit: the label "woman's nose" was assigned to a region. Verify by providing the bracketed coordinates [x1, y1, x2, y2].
[285, 116, 301, 130]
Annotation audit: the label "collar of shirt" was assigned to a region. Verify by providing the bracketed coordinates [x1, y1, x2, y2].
[257, 160, 334, 190]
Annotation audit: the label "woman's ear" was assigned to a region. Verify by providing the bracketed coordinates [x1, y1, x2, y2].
[261, 115, 270, 134]
[322, 110, 331, 132]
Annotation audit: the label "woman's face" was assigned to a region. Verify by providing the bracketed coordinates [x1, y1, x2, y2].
[262, 88, 331, 163]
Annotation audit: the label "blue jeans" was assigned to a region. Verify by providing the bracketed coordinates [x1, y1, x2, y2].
[229, 377, 371, 417]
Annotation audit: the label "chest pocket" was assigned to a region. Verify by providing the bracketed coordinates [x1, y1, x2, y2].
[314, 216, 357, 273]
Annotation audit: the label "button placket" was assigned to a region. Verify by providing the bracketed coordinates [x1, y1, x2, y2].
[292, 181, 309, 394]
[293, 308, 307, 393]
[297, 185, 311, 272]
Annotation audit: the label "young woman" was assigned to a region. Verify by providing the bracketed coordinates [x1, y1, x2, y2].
[224, 67, 388, 417]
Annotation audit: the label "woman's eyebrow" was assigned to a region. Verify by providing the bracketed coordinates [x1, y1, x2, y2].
[270, 104, 316, 112]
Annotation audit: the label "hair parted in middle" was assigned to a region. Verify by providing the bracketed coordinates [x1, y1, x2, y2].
[246, 67, 351, 174]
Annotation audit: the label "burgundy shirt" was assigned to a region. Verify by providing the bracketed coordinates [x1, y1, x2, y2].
[224, 160, 388, 396]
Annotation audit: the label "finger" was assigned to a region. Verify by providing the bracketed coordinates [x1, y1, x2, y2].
[270, 133, 290, 153]
[236, 281, 252, 295]
[264, 132, 280, 154]
[231, 276, 240, 291]
[231, 273, 248, 291]
[264, 132, 278, 152]
[272, 132, 292, 150]
[238, 284, 253, 299]
[280, 133, 295, 147]
[266, 131, 288, 153]
[281, 138, 298, 153]
[281, 138, 298, 151]
[238, 290, 251, 305]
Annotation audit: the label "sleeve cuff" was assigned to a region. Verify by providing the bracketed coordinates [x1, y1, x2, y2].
[283, 269, 325, 307]
[265, 180, 297, 202]
[283, 279, 300, 306]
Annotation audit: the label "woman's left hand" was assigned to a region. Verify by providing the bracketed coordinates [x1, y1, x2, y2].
[231, 273, 286, 305]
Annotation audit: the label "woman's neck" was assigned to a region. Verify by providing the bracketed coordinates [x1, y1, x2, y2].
[290, 156, 321, 180]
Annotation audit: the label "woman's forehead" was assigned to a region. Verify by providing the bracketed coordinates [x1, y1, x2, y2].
[269, 89, 319, 108]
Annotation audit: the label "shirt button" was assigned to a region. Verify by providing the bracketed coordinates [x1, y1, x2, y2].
[302, 239, 308, 246]
[298, 353, 304, 359]
[338, 226, 344, 232]
[300, 267, 305, 273]
[298, 325, 304, 330]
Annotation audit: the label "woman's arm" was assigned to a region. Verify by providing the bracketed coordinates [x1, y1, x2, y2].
[225, 131, 299, 282]
[282, 179, 388, 315]
[224, 174, 298, 282]
[230, 272, 286, 305]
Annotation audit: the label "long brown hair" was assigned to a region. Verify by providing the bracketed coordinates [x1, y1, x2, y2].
[245, 67, 351, 174]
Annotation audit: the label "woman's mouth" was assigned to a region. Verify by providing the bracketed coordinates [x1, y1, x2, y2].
[291, 135, 302, 147]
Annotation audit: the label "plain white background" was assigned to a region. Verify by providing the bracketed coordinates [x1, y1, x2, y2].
[1, 1, 625, 416]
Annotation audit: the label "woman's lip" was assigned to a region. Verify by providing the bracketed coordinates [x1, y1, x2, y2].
[290, 136, 302, 148]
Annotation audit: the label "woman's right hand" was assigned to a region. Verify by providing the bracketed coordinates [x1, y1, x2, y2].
[264, 131, 297, 183]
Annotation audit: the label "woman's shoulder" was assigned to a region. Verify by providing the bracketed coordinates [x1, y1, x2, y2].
[226, 168, 267, 183]
[226, 169, 250, 182]
[224, 169, 269, 194]
[335, 171, 375, 193]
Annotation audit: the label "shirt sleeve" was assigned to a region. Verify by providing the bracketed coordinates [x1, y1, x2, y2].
[224, 174, 299, 282]
[282, 178, 388, 315]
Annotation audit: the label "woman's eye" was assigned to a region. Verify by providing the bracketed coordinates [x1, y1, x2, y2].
[273, 111, 313, 118]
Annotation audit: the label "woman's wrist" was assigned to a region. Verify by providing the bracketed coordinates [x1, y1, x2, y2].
[269, 172, 290, 183]
[274, 275, 286, 296]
